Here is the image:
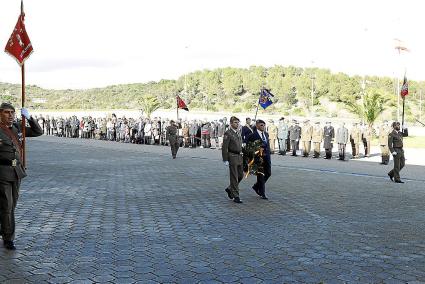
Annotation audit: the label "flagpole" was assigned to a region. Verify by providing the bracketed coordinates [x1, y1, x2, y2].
[21, 0, 26, 168]
[401, 96, 405, 130]
[176, 96, 179, 121]
[254, 87, 263, 122]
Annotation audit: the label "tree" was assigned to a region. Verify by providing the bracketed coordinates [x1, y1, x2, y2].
[345, 91, 388, 126]
[139, 95, 160, 118]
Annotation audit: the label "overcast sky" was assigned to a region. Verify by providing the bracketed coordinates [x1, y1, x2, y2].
[0, 0, 422, 90]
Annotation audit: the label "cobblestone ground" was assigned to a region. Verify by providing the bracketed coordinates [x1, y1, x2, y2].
[1, 136, 425, 284]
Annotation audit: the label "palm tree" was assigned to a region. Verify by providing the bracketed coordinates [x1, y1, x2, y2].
[345, 92, 388, 126]
[139, 94, 160, 118]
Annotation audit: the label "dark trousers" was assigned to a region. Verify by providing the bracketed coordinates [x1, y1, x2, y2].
[290, 140, 298, 156]
[169, 137, 179, 158]
[0, 180, 20, 241]
[338, 143, 346, 160]
[228, 158, 243, 198]
[388, 148, 405, 181]
[253, 158, 271, 197]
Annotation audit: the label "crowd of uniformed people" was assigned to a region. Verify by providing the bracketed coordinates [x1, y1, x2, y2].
[33, 113, 395, 163]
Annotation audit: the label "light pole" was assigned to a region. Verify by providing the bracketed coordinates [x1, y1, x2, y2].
[361, 78, 366, 124]
[394, 38, 409, 121]
[310, 73, 315, 112]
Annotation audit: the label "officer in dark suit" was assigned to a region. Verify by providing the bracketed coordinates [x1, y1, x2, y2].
[0, 103, 42, 250]
[387, 121, 405, 183]
[222, 116, 244, 203]
[241, 117, 254, 144]
[247, 119, 271, 200]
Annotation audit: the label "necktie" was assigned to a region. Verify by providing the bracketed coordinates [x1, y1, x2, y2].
[261, 132, 265, 141]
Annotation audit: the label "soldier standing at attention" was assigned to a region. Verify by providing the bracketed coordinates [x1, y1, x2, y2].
[323, 121, 335, 159]
[350, 122, 361, 158]
[0, 103, 42, 250]
[387, 121, 405, 183]
[363, 124, 373, 157]
[289, 120, 301, 156]
[166, 120, 179, 159]
[336, 122, 349, 161]
[222, 116, 243, 203]
[311, 121, 323, 158]
[379, 120, 391, 165]
[277, 117, 288, 155]
[267, 119, 278, 154]
[300, 119, 313, 157]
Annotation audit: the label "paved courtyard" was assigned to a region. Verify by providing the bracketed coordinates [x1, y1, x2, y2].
[1, 136, 425, 283]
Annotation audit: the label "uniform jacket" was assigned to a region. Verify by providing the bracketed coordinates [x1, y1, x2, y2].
[0, 118, 42, 181]
[336, 126, 349, 144]
[379, 125, 391, 146]
[350, 126, 362, 144]
[323, 125, 335, 149]
[166, 125, 178, 142]
[300, 124, 313, 142]
[221, 128, 243, 165]
[362, 125, 373, 141]
[267, 124, 278, 140]
[277, 121, 288, 139]
[311, 125, 324, 143]
[289, 125, 301, 140]
[388, 130, 403, 153]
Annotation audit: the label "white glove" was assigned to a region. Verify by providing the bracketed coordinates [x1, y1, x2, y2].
[392, 151, 397, 156]
[242, 143, 246, 147]
[21, 108, 30, 120]
[223, 161, 229, 166]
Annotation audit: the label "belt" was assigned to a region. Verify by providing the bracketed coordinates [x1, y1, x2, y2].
[228, 150, 242, 155]
[0, 159, 18, 167]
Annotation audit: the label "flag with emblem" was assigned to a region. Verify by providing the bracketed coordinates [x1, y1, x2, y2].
[259, 89, 274, 109]
[400, 74, 408, 98]
[4, 2, 34, 66]
[177, 95, 189, 111]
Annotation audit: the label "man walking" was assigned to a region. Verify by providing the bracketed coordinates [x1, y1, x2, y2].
[166, 120, 179, 159]
[222, 116, 244, 203]
[0, 103, 42, 250]
[388, 121, 405, 183]
[247, 119, 271, 200]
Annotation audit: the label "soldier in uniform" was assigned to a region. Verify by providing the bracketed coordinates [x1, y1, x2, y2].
[350, 122, 361, 158]
[267, 119, 278, 154]
[362, 124, 373, 157]
[166, 120, 179, 159]
[311, 121, 323, 158]
[217, 119, 226, 149]
[300, 119, 313, 157]
[379, 120, 391, 164]
[222, 116, 243, 203]
[241, 117, 254, 144]
[277, 117, 288, 155]
[289, 120, 301, 156]
[387, 121, 405, 183]
[336, 122, 349, 161]
[0, 103, 42, 250]
[323, 121, 335, 159]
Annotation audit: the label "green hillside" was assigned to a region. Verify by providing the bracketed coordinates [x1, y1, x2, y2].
[1, 65, 424, 123]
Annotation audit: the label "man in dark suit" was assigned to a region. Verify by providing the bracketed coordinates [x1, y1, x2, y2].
[387, 121, 405, 183]
[222, 116, 244, 203]
[241, 117, 254, 144]
[0, 103, 42, 250]
[247, 119, 271, 200]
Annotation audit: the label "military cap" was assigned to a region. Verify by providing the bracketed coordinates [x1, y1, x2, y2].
[0, 102, 15, 111]
[315, 121, 320, 124]
[279, 117, 285, 121]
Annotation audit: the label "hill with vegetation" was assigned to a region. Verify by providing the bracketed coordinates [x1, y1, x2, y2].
[1, 65, 424, 124]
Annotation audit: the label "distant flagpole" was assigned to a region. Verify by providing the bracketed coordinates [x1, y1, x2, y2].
[254, 88, 262, 122]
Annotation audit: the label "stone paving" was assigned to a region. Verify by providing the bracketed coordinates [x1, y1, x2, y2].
[1, 136, 425, 283]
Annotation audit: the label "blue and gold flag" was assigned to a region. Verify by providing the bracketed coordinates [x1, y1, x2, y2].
[259, 89, 274, 109]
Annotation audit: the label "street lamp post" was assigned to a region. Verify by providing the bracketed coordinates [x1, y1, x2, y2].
[361, 78, 366, 124]
[310, 73, 315, 112]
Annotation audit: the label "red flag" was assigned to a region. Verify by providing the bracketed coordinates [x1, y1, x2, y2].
[5, 12, 34, 65]
[400, 75, 408, 98]
[177, 95, 189, 111]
